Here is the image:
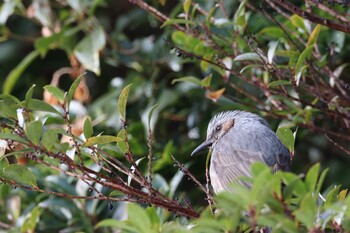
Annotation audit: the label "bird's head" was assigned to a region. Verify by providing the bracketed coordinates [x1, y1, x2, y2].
[191, 111, 267, 156]
[191, 111, 236, 156]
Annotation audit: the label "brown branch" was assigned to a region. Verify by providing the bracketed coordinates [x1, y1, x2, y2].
[269, 0, 350, 33]
[128, 0, 185, 32]
[325, 134, 350, 156]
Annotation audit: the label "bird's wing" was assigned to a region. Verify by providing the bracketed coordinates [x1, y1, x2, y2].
[210, 147, 264, 192]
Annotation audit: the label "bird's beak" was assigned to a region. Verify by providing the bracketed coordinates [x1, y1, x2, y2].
[191, 140, 213, 156]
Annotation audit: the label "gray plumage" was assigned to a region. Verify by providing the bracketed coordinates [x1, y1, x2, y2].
[191, 110, 291, 193]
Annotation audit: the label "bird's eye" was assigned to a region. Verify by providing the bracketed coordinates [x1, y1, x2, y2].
[215, 125, 221, 131]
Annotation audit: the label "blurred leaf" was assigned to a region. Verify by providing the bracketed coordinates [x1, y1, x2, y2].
[67, 75, 83, 105]
[295, 45, 314, 85]
[0, 133, 27, 144]
[25, 120, 43, 145]
[206, 6, 218, 28]
[168, 168, 185, 199]
[171, 31, 187, 46]
[0, 99, 17, 118]
[290, 14, 305, 32]
[3, 164, 37, 187]
[33, 0, 54, 28]
[234, 52, 260, 61]
[25, 84, 36, 108]
[127, 203, 152, 233]
[118, 84, 132, 121]
[83, 135, 122, 147]
[161, 19, 195, 28]
[276, 127, 295, 153]
[325, 185, 341, 208]
[83, 117, 93, 139]
[259, 26, 286, 39]
[117, 129, 128, 154]
[206, 88, 225, 102]
[233, 0, 248, 33]
[20, 206, 42, 232]
[0, 0, 16, 25]
[268, 80, 292, 88]
[294, 193, 317, 230]
[74, 26, 106, 75]
[3, 50, 40, 94]
[307, 24, 320, 47]
[128, 157, 145, 186]
[172, 76, 201, 86]
[35, 32, 61, 57]
[41, 129, 60, 151]
[315, 167, 328, 195]
[147, 104, 158, 131]
[305, 163, 320, 192]
[183, 0, 191, 14]
[201, 74, 212, 88]
[95, 219, 138, 231]
[338, 189, 348, 201]
[267, 40, 279, 64]
[153, 141, 173, 172]
[27, 99, 61, 115]
[43, 85, 65, 104]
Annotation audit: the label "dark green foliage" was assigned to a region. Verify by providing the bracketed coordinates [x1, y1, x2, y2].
[1, 0, 350, 232]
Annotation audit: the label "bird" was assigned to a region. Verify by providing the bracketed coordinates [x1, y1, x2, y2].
[191, 110, 292, 193]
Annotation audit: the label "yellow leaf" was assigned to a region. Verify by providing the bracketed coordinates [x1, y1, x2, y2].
[206, 88, 225, 102]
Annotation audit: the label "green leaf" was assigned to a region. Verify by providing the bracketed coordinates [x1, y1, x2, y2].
[206, 6, 218, 28]
[161, 19, 195, 28]
[307, 24, 320, 47]
[171, 76, 201, 86]
[127, 203, 152, 233]
[259, 26, 286, 40]
[25, 84, 36, 108]
[147, 104, 158, 131]
[234, 52, 261, 62]
[74, 26, 106, 75]
[325, 185, 341, 208]
[83, 135, 122, 147]
[0, 99, 17, 118]
[294, 193, 317, 230]
[276, 127, 295, 153]
[20, 206, 42, 232]
[3, 50, 40, 94]
[3, 164, 37, 187]
[268, 80, 292, 88]
[0, 148, 34, 160]
[290, 14, 305, 32]
[117, 129, 128, 154]
[305, 163, 320, 192]
[233, 0, 248, 33]
[118, 84, 132, 121]
[67, 75, 83, 105]
[43, 85, 65, 103]
[95, 219, 138, 231]
[201, 74, 212, 88]
[295, 45, 314, 85]
[27, 99, 61, 115]
[267, 40, 279, 64]
[0, 133, 27, 144]
[153, 141, 173, 172]
[171, 31, 187, 46]
[183, 0, 191, 14]
[25, 120, 43, 145]
[315, 167, 328, 195]
[35, 32, 61, 57]
[41, 129, 62, 151]
[83, 117, 93, 139]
